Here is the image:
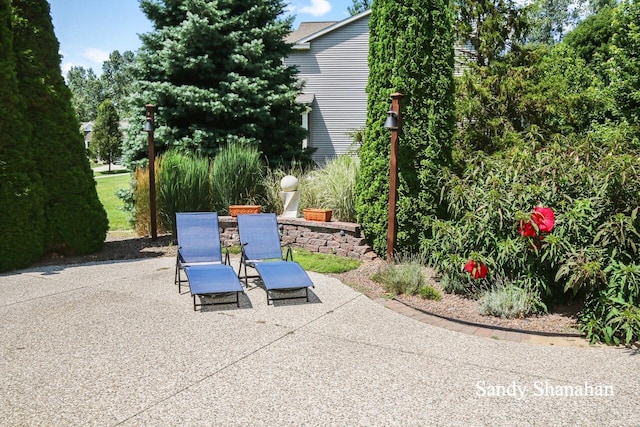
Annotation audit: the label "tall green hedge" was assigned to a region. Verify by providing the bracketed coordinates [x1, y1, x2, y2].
[11, 0, 108, 257]
[356, 0, 456, 255]
[0, 0, 45, 271]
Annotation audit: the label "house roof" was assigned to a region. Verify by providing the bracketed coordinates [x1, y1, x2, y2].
[287, 9, 371, 45]
[295, 93, 315, 104]
[286, 21, 336, 44]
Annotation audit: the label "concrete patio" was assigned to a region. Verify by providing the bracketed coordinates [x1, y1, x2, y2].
[1, 256, 638, 426]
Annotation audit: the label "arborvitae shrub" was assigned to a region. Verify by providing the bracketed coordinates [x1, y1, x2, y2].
[0, 0, 46, 271]
[12, 0, 108, 256]
[356, 0, 455, 255]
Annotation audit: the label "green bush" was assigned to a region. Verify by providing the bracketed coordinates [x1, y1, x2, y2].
[423, 130, 640, 344]
[157, 150, 212, 235]
[372, 255, 426, 296]
[419, 285, 442, 301]
[12, 0, 108, 257]
[211, 143, 265, 214]
[479, 285, 539, 319]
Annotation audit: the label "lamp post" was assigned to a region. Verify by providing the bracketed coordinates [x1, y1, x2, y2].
[143, 104, 157, 240]
[384, 92, 403, 261]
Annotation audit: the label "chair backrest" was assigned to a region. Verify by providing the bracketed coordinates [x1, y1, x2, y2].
[237, 213, 283, 260]
[176, 212, 223, 263]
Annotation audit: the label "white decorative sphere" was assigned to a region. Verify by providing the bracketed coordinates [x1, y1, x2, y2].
[280, 175, 299, 192]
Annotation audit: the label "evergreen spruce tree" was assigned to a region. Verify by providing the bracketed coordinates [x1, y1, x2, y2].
[12, 0, 108, 255]
[0, 0, 45, 271]
[91, 99, 122, 171]
[122, 0, 307, 166]
[356, 0, 456, 255]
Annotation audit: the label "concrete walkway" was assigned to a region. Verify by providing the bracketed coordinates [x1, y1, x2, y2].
[1, 256, 638, 426]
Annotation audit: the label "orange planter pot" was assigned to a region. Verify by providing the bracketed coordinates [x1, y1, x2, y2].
[303, 208, 332, 222]
[229, 205, 262, 217]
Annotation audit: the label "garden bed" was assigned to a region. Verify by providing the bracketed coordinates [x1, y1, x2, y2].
[332, 258, 582, 336]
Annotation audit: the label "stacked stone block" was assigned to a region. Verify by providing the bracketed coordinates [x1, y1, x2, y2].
[218, 216, 376, 261]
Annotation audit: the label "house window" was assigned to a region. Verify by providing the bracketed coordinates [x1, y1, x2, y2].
[295, 93, 315, 149]
[301, 106, 311, 149]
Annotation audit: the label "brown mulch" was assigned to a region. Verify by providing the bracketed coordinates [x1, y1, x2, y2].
[30, 232, 581, 335]
[331, 258, 582, 336]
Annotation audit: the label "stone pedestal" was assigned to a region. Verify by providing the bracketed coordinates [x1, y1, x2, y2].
[280, 191, 300, 218]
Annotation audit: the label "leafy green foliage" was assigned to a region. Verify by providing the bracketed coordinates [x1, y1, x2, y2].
[122, 0, 308, 167]
[348, 0, 371, 15]
[91, 100, 122, 168]
[609, 0, 640, 130]
[357, 0, 456, 255]
[456, 0, 528, 66]
[428, 3, 640, 343]
[418, 285, 442, 301]
[66, 66, 103, 122]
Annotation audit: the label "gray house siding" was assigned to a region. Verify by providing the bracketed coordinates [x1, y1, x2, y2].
[286, 17, 370, 164]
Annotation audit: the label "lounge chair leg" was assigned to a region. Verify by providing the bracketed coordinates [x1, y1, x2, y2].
[193, 295, 196, 311]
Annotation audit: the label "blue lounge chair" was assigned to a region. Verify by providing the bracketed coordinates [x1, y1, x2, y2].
[175, 212, 228, 292]
[237, 213, 314, 305]
[184, 264, 244, 311]
[175, 213, 243, 310]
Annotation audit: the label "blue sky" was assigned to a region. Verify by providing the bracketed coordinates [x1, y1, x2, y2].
[49, 0, 356, 76]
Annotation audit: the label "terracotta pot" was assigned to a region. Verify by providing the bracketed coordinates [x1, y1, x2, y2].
[229, 205, 262, 217]
[303, 208, 332, 222]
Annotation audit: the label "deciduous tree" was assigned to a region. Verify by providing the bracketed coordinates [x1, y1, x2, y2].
[91, 99, 123, 171]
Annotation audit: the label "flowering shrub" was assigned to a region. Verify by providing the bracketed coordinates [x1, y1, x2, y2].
[422, 133, 640, 344]
[464, 259, 488, 279]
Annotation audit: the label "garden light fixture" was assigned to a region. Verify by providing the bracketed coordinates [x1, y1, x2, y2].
[385, 92, 403, 260]
[143, 104, 157, 240]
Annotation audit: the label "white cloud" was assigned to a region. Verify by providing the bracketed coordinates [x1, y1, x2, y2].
[83, 47, 110, 64]
[61, 62, 74, 78]
[299, 0, 331, 17]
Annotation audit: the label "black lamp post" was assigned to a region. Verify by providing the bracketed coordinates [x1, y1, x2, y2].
[384, 92, 403, 261]
[143, 104, 157, 240]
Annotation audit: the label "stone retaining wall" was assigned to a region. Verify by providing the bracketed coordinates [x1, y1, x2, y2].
[218, 216, 377, 261]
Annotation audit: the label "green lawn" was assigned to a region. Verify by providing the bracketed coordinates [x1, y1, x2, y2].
[95, 173, 132, 231]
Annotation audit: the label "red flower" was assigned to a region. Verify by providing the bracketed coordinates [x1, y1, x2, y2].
[519, 206, 555, 238]
[532, 206, 555, 233]
[464, 259, 488, 279]
[518, 220, 537, 237]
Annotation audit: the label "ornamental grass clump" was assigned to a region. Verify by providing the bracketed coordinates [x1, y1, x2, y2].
[300, 155, 359, 222]
[157, 150, 213, 236]
[372, 254, 426, 296]
[211, 142, 266, 214]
